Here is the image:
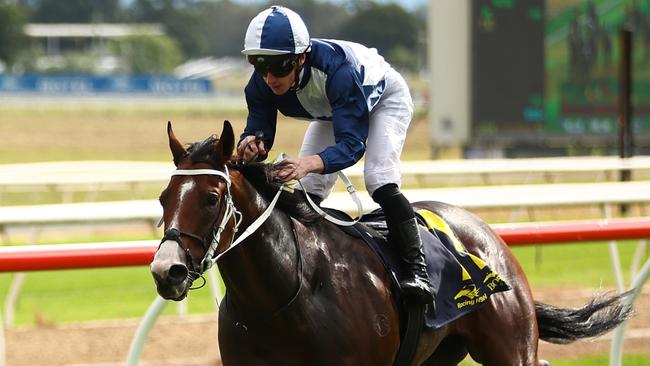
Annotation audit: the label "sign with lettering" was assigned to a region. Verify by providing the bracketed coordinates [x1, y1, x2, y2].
[0, 75, 213, 95]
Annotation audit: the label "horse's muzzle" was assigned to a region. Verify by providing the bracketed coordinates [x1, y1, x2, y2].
[150, 240, 191, 300]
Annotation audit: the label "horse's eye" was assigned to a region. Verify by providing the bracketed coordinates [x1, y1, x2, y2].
[207, 193, 220, 206]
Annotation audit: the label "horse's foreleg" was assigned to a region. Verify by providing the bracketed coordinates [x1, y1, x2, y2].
[218, 310, 271, 366]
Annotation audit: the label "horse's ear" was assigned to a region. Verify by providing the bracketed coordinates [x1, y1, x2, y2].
[167, 121, 187, 166]
[215, 120, 235, 160]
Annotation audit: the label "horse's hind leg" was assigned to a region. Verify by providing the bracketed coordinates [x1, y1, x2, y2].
[460, 294, 539, 366]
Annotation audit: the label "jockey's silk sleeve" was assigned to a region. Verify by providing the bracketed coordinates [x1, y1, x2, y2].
[242, 74, 278, 158]
[318, 63, 369, 174]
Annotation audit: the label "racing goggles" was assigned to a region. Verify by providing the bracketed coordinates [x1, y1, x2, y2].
[248, 54, 299, 78]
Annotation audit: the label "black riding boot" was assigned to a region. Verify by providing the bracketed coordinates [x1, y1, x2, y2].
[372, 184, 435, 304]
[395, 217, 434, 304]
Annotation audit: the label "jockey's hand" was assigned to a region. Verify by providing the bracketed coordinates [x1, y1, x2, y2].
[237, 135, 266, 162]
[273, 155, 324, 182]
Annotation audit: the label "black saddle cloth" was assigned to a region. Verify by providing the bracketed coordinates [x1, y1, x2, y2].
[323, 208, 511, 329]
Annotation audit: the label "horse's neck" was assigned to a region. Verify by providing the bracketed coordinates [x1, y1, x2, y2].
[220, 178, 300, 315]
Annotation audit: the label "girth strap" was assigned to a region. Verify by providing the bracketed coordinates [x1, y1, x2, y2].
[393, 299, 425, 366]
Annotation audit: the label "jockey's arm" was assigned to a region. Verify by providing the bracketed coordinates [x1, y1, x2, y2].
[239, 74, 278, 162]
[317, 65, 370, 174]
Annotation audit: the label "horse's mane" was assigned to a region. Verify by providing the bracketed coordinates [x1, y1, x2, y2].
[187, 136, 218, 164]
[229, 161, 322, 224]
[184, 136, 320, 223]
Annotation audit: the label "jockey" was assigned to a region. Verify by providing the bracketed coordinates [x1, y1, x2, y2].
[237, 5, 434, 304]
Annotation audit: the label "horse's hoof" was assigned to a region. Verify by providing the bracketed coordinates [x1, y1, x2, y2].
[539, 360, 551, 366]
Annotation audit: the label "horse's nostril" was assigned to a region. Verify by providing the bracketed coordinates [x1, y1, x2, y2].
[168, 264, 189, 285]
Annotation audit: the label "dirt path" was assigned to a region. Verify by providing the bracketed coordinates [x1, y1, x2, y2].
[5, 288, 648, 365]
[6, 315, 221, 366]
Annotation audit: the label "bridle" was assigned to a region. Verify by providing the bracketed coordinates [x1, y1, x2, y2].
[160, 165, 286, 276]
[160, 167, 241, 276]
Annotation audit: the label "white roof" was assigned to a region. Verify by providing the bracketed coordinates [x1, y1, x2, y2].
[24, 23, 164, 38]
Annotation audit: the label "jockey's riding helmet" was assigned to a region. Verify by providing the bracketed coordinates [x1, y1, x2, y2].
[242, 6, 311, 56]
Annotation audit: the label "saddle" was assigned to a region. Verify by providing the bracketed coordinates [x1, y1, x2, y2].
[324, 207, 511, 365]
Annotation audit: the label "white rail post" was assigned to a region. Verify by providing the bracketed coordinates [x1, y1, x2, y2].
[4, 229, 39, 328]
[125, 268, 223, 366]
[3, 273, 25, 328]
[177, 297, 188, 317]
[603, 204, 625, 291]
[609, 258, 650, 366]
[629, 239, 647, 279]
[126, 296, 168, 366]
[207, 265, 224, 308]
[207, 266, 223, 360]
[0, 307, 5, 366]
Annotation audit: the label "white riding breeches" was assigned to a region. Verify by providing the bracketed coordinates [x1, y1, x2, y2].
[298, 67, 414, 199]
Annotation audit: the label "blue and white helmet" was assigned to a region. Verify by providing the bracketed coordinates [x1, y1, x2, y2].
[242, 6, 311, 55]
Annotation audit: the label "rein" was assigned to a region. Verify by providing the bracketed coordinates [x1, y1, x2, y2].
[298, 170, 362, 226]
[272, 152, 363, 226]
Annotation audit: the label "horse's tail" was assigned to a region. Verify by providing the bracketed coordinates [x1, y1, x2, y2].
[535, 290, 633, 344]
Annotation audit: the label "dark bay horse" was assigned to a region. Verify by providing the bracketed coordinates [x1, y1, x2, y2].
[150, 121, 631, 366]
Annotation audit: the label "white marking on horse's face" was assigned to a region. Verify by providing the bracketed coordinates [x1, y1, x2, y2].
[170, 179, 195, 227]
[151, 240, 186, 275]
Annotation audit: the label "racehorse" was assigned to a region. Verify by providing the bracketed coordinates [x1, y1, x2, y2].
[150, 121, 631, 366]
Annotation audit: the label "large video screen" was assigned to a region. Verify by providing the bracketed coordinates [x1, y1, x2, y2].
[472, 0, 545, 139]
[544, 0, 650, 140]
[472, 0, 650, 153]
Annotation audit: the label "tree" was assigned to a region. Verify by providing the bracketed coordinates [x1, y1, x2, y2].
[337, 3, 423, 70]
[113, 35, 183, 74]
[202, 0, 261, 57]
[266, 0, 352, 39]
[0, 1, 27, 67]
[127, 0, 210, 59]
[27, 0, 123, 23]
[161, 4, 209, 58]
